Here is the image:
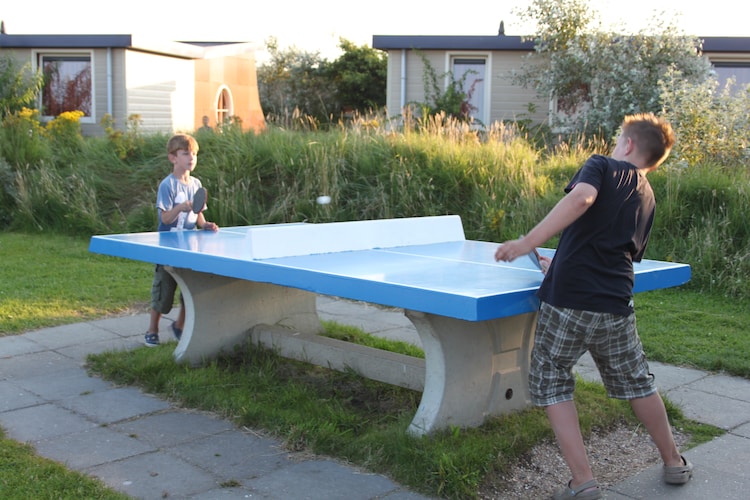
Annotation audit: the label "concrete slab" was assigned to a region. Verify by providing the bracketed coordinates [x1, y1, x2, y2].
[110, 410, 236, 448]
[245, 459, 403, 500]
[23, 322, 121, 350]
[688, 373, 750, 402]
[33, 425, 157, 469]
[733, 422, 750, 439]
[0, 379, 44, 411]
[648, 362, 708, 392]
[13, 366, 113, 400]
[2, 350, 83, 379]
[57, 386, 171, 424]
[87, 449, 219, 499]
[664, 386, 750, 429]
[0, 403, 97, 441]
[0, 334, 47, 359]
[608, 434, 750, 499]
[171, 430, 291, 482]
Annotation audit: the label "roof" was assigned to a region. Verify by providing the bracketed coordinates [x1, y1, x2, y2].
[372, 35, 533, 51]
[0, 33, 257, 59]
[372, 34, 750, 53]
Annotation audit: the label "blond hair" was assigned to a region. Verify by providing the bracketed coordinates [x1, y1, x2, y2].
[167, 134, 199, 155]
[621, 113, 675, 168]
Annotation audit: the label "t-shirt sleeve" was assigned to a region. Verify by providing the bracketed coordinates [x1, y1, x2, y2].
[156, 178, 174, 212]
[564, 155, 606, 194]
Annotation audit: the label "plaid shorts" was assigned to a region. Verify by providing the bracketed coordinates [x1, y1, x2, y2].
[529, 301, 656, 406]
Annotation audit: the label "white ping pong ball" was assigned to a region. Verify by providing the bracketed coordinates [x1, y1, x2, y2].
[316, 195, 331, 205]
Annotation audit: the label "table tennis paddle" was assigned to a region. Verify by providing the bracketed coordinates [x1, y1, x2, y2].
[528, 248, 543, 270]
[192, 187, 207, 214]
[520, 234, 543, 270]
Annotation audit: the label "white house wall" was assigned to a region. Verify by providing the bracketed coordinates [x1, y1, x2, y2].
[385, 49, 547, 126]
[488, 51, 548, 124]
[124, 49, 195, 133]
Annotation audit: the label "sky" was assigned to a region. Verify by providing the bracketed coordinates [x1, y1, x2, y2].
[2, 0, 749, 61]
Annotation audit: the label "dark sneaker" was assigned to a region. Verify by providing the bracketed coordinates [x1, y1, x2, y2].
[144, 333, 160, 347]
[171, 323, 182, 341]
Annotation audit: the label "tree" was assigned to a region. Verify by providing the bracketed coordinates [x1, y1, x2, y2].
[0, 54, 43, 119]
[513, 0, 712, 139]
[257, 37, 387, 125]
[324, 39, 387, 112]
[257, 37, 334, 123]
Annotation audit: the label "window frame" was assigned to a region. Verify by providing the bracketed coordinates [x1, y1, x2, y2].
[34, 49, 95, 123]
[711, 62, 750, 93]
[446, 52, 490, 125]
[214, 85, 234, 125]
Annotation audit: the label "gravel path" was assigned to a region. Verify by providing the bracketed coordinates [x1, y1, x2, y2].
[478, 422, 688, 499]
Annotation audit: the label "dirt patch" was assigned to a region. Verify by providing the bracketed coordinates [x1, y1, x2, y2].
[478, 423, 688, 499]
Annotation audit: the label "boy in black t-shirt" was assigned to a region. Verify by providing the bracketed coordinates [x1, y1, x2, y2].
[495, 113, 692, 499]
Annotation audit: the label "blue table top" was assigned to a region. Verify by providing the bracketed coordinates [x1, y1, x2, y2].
[89, 227, 691, 322]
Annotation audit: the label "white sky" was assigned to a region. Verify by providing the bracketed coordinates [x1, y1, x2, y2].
[2, 0, 749, 60]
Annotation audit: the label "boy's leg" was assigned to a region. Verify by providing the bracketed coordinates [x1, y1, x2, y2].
[530, 303, 598, 492]
[630, 393, 683, 467]
[146, 264, 177, 343]
[148, 308, 161, 334]
[546, 400, 596, 489]
[175, 293, 185, 331]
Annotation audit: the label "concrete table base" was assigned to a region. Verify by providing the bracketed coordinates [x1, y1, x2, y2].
[404, 310, 537, 435]
[168, 266, 537, 435]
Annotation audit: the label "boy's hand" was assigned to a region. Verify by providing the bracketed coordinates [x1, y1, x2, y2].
[538, 255, 552, 274]
[201, 221, 219, 232]
[494, 238, 533, 263]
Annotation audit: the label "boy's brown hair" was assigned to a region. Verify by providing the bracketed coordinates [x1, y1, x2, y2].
[621, 113, 676, 168]
[167, 134, 199, 155]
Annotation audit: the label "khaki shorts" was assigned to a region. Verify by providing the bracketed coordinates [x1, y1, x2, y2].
[150, 264, 182, 314]
[529, 301, 656, 406]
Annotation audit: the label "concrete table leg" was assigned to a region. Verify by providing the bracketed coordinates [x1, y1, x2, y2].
[405, 310, 537, 436]
[166, 267, 322, 366]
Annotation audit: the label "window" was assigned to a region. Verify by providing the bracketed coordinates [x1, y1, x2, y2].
[38, 53, 92, 117]
[215, 86, 234, 125]
[712, 63, 750, 93]
[451, 57, 486, 123]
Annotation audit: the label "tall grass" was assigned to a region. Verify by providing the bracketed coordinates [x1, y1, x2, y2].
[1, 114, 749, 298]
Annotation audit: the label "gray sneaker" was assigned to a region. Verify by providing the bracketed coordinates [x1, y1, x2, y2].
[664, 455, 693, 484]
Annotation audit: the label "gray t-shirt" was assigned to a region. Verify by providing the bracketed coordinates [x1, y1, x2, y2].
[156, 174, 204, 231]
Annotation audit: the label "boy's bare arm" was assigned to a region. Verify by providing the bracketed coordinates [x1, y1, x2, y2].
[495, 182, 597, 262]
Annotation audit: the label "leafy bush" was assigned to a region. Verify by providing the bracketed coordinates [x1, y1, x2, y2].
[0, 107, 50, 167]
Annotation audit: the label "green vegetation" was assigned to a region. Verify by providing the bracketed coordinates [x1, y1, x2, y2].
[2, 112, 749, 299]
[513, 0, 713, 139]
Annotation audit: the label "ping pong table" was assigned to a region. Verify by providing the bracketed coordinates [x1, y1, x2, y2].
[89, 215, 691, 435]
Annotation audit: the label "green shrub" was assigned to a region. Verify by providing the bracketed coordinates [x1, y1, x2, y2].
[0, 107, 51, 167]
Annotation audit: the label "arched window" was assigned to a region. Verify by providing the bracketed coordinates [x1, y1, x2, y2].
[215, 85, 234, 125]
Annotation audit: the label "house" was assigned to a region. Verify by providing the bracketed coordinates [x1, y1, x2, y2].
[371, 34, 750, 127]
[0, 33, 266, 136]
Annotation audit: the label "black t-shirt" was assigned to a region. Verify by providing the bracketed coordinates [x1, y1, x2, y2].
[537, 154, 655, 315]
